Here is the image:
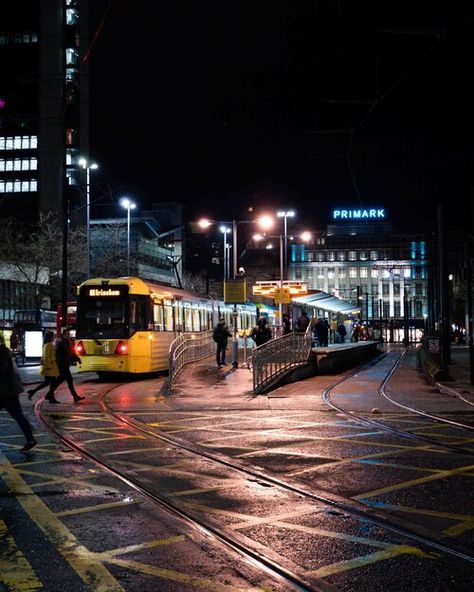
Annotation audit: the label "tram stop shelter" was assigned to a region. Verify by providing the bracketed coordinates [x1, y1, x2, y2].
[291, 290, 360, 318]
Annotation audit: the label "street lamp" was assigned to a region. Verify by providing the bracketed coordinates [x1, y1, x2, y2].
[78, 157, 98, 277]
[119, 197, 137, 276]
[220, 225, 231, 280]
[198, 214, 275, 368]
[253, 231, 312, 326]
[277, 209, 295, 277]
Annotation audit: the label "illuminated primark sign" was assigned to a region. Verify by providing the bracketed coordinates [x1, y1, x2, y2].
[333, 208, 386, 220]
[89, 288, 120, 297]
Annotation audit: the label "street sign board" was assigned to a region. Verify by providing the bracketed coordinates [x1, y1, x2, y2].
[274, 287, 292, 304]
[224, 279, 246, 304]
[252, 281, 307, 297]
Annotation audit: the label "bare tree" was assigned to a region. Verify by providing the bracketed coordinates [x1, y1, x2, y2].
[0, 213, 86, 308]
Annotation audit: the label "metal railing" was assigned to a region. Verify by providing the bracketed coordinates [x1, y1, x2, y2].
[251, 326, 312, 394]
[164, 330, 214, 394]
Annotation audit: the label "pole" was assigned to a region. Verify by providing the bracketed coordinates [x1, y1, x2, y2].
[126, 206, 131, 276]
[466, 240, 474, 384]
[222, 231, 227, 280]
[61, 187, 69, 333]
[283, 215, 288, 278]
[279, 234, 283, 327]
[86, 165, 90, 278]
[232, 219, 238, 368]
[438, 203, 451, 366]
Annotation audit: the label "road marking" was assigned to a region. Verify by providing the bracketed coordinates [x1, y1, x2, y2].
[0, 519, 42, 592]
[56, 499, 140, 517]
[355, 463, 474, 499]
[311, 545, 435, 578]
[0, 452, 125, 592]
[94, 535, 186, 558]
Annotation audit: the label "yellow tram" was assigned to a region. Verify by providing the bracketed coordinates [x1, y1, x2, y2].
[74, 277, 260, 375]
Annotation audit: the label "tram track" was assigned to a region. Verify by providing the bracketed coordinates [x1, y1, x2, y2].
[34, 386, 320, 592]
[33, 367, 474, 592]
[95, 385, 474, 567]
[322, 350, 474, 456]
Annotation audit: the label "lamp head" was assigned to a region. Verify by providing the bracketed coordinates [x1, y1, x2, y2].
[198, 218, 212, 229]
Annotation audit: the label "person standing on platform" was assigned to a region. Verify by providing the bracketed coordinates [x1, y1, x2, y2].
[282, 313, 291, 335]
[0, 334, 37, 452]
[251, 317, 272, 346]
[337, 321, 347, 344]
[296, 310, 310, 333]
[55, 329, 84, 403]
[213, 317, 231, 367]
[27, 331, 60, 403]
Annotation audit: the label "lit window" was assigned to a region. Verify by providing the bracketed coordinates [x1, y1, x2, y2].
[404, 268, 411, 278]
[6, 181, 13, 192]
[328, 251, 335, 261]
[31, 157, 37, 170]
[0, 182, 4, 192]
[66, 8, 79, 25]
[360, 267, 368, 278]
[6, 160, 13, 171]
[6, 137, 13, 149]
[31, 136, 37, 149]
[339, 269, 346, 278]
[66, 152, 72, 165]
[349, 267, 357, 278]
[338, 252, 346, 261]
[360, 251, 367, 260]
[349, 251, 356, 261]
[328, 269, 335, 279]
[30, 179, 37, 191]
[371, 268, 378, 279]
[15, 159, 22, 170]
[370, 250, 378, 260]
[21, 180, 29, 192]
[21, 136, 30, 149]
[317, 252, 324, 262]
[14, 137, 21, 149]
[383, 269, 390, 278]
[14, 181, 21, 192]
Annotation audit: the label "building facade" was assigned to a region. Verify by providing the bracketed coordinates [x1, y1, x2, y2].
[289, 210, 429, 342]
[0, 0, 89, 223]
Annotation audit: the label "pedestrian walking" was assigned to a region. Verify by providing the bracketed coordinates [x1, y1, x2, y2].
[55, 329, 84, 402]
[27, 331, 60, 403]
[0, 334, 37, 452]
[251, 317, 272, 346]
[213, 317, 231, 366]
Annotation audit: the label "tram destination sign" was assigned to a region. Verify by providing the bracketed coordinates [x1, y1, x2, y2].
[332, 208, 386, 220]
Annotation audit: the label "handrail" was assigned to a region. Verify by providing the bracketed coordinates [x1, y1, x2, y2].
[164, 330, 214, 394]
[252, 326, 312, 394]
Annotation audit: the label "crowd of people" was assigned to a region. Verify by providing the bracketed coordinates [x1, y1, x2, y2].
[212, 310, 379, 365]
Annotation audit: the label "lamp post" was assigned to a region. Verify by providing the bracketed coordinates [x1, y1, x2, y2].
[253, 231, 312, 327]
[78, 158, 98, 278]
[119, 197, 137, 276]
[198, 214, 274, 367]
[277, 209, 295, 278]
[220, 225, 231, 280]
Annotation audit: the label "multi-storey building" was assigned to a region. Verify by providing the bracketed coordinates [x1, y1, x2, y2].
[289, 208, 429, 342]
[1, 0, 90, 329]
[0, 0, 90, 223]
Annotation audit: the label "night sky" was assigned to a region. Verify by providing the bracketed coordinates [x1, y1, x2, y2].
[89, 1, 474, 230]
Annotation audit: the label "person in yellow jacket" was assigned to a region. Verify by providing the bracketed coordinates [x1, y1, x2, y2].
[28, 331, 60, 403]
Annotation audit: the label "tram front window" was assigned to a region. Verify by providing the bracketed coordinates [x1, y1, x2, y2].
[77, 298, 127, 339]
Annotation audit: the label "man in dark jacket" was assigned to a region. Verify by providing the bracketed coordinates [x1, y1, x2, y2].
[55, 329, 84, 402]
[296, 310, 310, 333]
[213, 318, 231, 366]
[0, 334, 37, 451]
[251, 317, 272, 346]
